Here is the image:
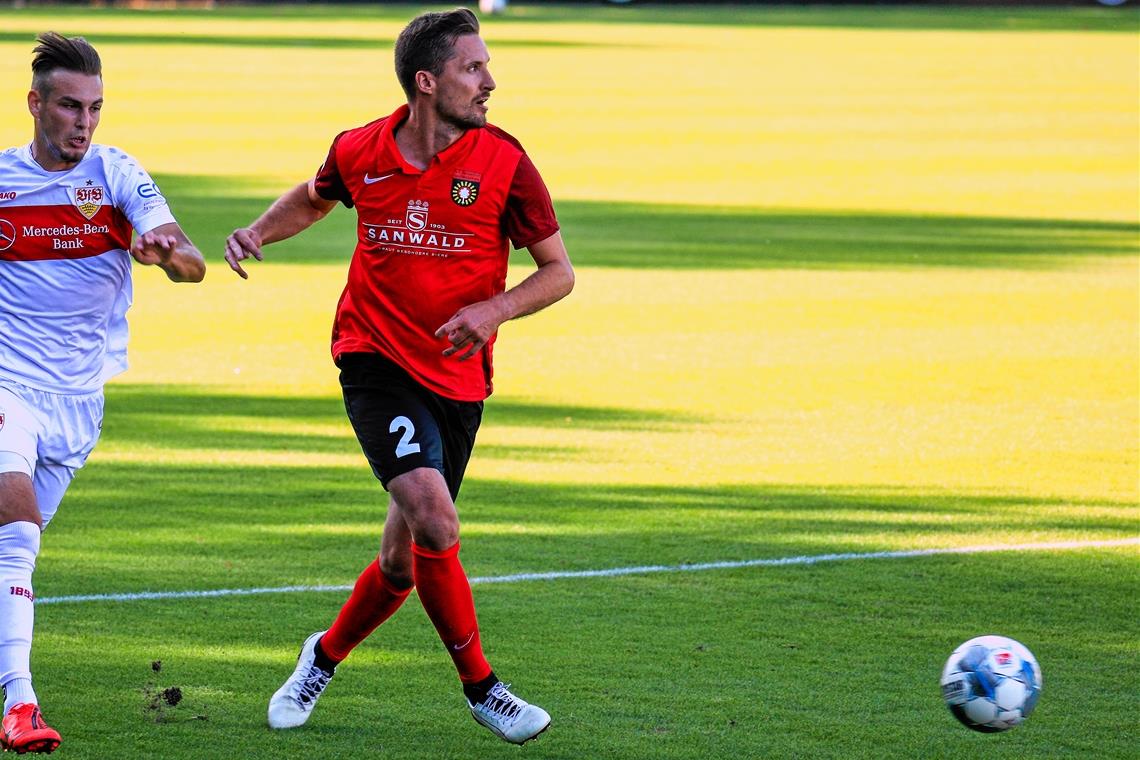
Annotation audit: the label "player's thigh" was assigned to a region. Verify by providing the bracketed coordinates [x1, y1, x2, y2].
[438, 398, 483, 502]
[0, 472, 40, 527]
[0, 387, 44, 525]
[41, 390, 102, 526]
[34, 387, 101, 527]
[0, 386, 39, 475]
[339, 355, 446, 489]
[0, 383, 102, 527]
[33, 462, 78, 529]
[44, 388, 104, 471]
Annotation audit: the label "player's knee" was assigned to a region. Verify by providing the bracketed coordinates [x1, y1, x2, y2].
[379, 558, 414, 590]
[388, 469, 460, 549]
[378, 548, 414, 586]
[408, 509, 459, 551]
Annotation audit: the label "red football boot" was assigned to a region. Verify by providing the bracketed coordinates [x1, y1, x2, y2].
[1, 703, 61, 754]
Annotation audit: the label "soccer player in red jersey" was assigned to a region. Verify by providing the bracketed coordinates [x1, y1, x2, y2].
[0, 33, 205, 755]
[225, 8, 573, 745]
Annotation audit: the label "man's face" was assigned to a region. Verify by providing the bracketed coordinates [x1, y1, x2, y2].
[28, 70, 103, 171]
[433, 34, 496, 130]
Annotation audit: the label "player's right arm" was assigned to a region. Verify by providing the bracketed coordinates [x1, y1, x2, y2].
[225, 178, 336, 279]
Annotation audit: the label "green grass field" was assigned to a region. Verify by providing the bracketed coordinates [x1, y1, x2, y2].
[0, 4, 1137, 758]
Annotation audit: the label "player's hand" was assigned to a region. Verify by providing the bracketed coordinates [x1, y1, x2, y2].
[435, 301, 506, 361]
[225, 227, 264, 279]
[130, 230, 178, 267]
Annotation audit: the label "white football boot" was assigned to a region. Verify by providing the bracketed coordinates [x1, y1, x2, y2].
[268, 631, 334, 729]
[467, 682, 551, 744]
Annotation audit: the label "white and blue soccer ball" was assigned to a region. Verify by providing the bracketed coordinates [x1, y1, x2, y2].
[940, 635, 1042, 732]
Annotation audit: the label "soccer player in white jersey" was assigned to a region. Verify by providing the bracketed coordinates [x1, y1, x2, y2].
[0, 32, 205, 754]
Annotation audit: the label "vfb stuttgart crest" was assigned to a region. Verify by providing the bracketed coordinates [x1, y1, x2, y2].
[73, 185, 105, 220]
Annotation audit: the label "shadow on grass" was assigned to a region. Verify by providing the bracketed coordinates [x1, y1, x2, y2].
[44, 458, 1137, 599]
[154, 174, 1139, 271]
[103, 384, 698, 443]
[99, 386, 688, 465]
[72, 388, 1135, 598]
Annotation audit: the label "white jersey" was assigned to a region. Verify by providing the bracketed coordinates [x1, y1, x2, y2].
[0, 143, 176, 394]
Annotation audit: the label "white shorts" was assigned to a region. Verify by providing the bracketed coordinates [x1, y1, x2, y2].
[0, 382, 104, 527]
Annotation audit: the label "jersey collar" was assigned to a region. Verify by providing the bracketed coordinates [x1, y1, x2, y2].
[17, 142, 95, 176]
[377, 104, 480, 178]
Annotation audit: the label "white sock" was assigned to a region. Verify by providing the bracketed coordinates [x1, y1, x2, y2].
[0, 522, 40, 712]
[3, 678, 36, 711]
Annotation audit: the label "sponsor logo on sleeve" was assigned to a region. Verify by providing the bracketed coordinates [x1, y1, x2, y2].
[137, 182, 163, 199]
[0, 191, 16, 201]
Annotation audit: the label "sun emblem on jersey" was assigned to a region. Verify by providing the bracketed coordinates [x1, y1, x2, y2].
[451, 179, 479, 207]
[73, 185, 105, 220]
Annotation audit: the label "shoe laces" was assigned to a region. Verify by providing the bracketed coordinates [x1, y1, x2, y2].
[480, 682, 524, 723]
[289, 665, 332, 707]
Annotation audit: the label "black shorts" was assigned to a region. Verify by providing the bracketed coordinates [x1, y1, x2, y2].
[338, 352, 483, 502]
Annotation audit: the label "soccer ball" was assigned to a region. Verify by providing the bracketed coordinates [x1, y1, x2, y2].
[940, 635, 1042, 732]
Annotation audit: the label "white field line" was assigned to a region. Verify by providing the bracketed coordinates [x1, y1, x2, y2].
[36, 537, 1139, 606]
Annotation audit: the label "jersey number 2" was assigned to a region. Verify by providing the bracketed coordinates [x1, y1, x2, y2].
[389, 416, 422, 458]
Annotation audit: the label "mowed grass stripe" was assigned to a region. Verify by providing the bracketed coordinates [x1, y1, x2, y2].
[115, 258, 1137, 500]
[37, 538, 1140, 606]
[144, 175, 1140, 270]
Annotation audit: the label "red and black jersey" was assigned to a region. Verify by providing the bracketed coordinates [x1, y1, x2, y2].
[315, 105, 559, 401]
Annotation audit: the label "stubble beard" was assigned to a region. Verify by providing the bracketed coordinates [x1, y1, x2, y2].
[39, 126, 88, 168]
[438, 100, 487, 131]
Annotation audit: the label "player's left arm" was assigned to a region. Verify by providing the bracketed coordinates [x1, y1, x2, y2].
[436, 231, 574, 360]
[130, 222, 206, 283]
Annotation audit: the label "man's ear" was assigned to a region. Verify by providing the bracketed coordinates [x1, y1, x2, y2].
[415, 70, 436, 96]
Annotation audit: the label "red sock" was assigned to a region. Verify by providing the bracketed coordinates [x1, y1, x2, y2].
[321, 557, 413, 663]
[411, 541, 492, 684]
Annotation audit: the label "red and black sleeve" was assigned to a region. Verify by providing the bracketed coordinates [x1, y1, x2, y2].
[313, 132, 354, 208]
[504, 153, 560, 250]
